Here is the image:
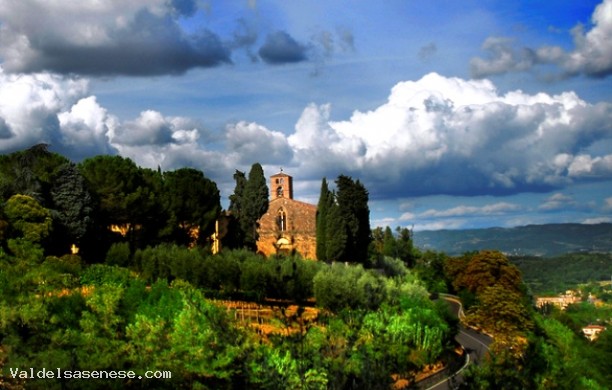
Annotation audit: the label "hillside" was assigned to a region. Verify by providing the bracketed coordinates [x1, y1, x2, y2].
[510, 252, 612, 294]
[413, 223, 612, 257]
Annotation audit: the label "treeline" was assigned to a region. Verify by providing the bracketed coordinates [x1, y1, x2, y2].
[0, 144, 222, 260]
[510, 252, 612, 295]
[0, 145, 283, 263]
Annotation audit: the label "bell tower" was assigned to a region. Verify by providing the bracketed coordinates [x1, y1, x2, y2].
[270, 169, 293, 200]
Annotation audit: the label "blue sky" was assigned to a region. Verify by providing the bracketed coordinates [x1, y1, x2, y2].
[0, 0, 611, 230]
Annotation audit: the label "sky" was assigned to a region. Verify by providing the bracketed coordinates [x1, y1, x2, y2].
[0, 0, 611, 231]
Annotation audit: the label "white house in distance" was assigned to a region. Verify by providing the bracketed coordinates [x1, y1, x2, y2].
[582, 325, 606, 341]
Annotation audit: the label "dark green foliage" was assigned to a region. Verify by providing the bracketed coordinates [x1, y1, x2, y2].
[161, 167, 221, 245]
[335, 175, 371, 264]
[78, 155, 143, 227]
[226, 164, 269, 250]
[224, 170, 247, 249]
[382, 226, 397, 257]
[242, 163, 269, 248]
[136, 244, 185, 283]
[43, 254, 83, 277]
[414, 250, 450, 293]
[511, 252, 612, 295]
[0, 144, 69, 204]
[324, 196, 347, 262]
[239, 257, 272, 301]
[198, 249, 242, 293]
[371, 226, 416, 267]
[315, 175, 372, 264]
[105, 242, 131, 267]
[395, 226, 415, 266]
[228, 170, 246, 217]
[49, 162, 96, 253]
[589, 328, 612, 385]
[316, 178, 331, 261]
[75, 154, 222, 256]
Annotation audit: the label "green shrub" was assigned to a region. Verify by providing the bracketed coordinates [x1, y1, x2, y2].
[105, 242, 131, 267]
[80, 264, 132, 286]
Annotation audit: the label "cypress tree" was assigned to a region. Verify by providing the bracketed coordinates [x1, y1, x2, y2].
[325, 192, 347, 262]
[335, 175, 371, 264]
[243, 163, 269, 249]
[316, 178, 330, 261]
[382, 226, 397, 258]
[228, 170, 246, 217]
[225, 170, 247, 249]
[229, 163, 269, 250]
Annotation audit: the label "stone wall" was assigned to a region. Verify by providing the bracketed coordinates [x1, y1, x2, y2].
[256, 197, 317, 259]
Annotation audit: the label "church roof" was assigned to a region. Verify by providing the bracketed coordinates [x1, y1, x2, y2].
[269, 196, 316, 209]
[271, 170, 291, 177]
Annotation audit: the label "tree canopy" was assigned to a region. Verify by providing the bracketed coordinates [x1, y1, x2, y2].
[161, 168, 221, 245]
[227, 163, 269, 250]
[315, 175, 371, 264]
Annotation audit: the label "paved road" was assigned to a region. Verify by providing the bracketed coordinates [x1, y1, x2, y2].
[421, 296, 492, 390]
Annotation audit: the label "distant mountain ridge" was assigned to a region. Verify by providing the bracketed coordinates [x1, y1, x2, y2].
[412, 223, 612, 257]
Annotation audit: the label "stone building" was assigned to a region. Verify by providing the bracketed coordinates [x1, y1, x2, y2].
[256, 170, 318, 259]
[535, 290, 581, 310]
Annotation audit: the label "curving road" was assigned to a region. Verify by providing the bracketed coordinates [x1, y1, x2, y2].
[420, 295, 492, 390]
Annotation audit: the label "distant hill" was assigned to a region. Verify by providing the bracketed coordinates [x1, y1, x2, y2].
[412, 223, 612, 257]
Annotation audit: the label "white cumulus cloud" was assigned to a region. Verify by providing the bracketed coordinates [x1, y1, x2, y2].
[471, 0, 612, 79]
[0, 69, 610, 203]
[288, 72, 612, 197]
[0, 68, 89, 153]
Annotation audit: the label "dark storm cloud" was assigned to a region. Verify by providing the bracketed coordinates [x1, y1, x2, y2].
[258, 31, 308, 64]
[1, 10, 231, 76]
[0, 1, 356, 76]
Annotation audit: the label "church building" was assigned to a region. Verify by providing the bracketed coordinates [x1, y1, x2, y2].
[256, 170, 318, 259]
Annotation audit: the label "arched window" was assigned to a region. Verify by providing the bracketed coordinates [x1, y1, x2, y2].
[277, 208, 287, 231]
[277, 186, 284, 197]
